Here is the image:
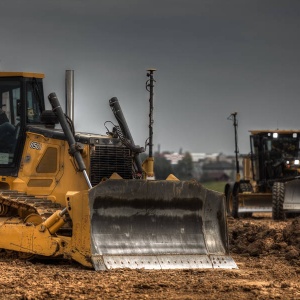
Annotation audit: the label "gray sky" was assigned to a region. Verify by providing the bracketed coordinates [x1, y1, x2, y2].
[1, 0, 300, 155]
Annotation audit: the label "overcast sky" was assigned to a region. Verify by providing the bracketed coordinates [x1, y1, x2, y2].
[1, 0, 300, 155]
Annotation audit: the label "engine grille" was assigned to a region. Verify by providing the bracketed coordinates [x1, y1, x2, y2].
[90, 145, 133, 186]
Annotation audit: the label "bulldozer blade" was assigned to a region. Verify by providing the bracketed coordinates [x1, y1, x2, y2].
[283, 179, 300, 211]
[89, 180, 237, 270]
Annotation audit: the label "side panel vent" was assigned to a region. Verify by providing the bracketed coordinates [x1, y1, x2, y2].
[36, 147, 58, 173]
[90, 145, 132, 186]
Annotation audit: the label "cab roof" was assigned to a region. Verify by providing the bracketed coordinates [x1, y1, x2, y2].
[249, 129, 300, 135]
[0, 72, 44, 78]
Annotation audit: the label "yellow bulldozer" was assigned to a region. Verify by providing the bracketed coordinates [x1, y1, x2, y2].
[0, 70, 236, 270]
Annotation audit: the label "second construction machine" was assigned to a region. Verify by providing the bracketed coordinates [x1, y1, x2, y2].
[0, 70, 236, 270]
[225, 112, 300, 220]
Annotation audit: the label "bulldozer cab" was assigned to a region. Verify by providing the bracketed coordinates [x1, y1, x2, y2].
[250, 130, 300, 186]
[0, 72, 45, 176]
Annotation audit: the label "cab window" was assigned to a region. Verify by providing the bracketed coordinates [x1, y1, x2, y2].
[0, 80, 21, 165]
[26, 81, 44, 124]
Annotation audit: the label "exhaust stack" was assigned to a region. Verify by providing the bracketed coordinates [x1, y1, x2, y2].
[65, 70, 74, 122]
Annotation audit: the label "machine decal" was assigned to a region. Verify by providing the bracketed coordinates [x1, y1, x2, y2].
[30, 141, 42, 150]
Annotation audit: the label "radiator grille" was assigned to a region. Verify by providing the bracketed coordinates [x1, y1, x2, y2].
[90, 145, 133, 186]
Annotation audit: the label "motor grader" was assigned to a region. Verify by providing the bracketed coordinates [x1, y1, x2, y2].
[0, 70, 236, 270]
[225, 112, 300, 220]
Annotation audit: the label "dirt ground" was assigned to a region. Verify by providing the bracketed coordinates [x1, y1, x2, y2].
[0, 215, 299, 300]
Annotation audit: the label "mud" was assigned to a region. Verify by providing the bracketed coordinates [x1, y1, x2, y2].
[0, 216, 299, 300]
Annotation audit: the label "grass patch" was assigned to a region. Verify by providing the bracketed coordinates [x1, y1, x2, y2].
[201, 181, 227, 193]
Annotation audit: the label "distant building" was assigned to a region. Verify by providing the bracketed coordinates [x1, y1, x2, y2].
[201, 160, 235, 182]
[163, 151, 243, 182]
[190, 152, 221, 163]
[164, 153, 185, 165]
[190, 152, 239, 181]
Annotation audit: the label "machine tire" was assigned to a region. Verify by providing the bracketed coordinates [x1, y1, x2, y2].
[239, 182, 253, 218]
[226, 182, 253, 219]
[225, 184, 233, 215]
[272, 182, 286, 220]
[225, 184, 239, 218]
[231, 193, 239, 219]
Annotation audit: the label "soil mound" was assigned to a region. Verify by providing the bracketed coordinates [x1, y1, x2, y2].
[229, 216, 300, 265]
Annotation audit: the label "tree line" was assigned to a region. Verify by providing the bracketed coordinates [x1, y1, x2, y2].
[140, 152, 194, 180]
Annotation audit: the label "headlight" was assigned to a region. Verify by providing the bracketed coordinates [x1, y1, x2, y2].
[294, 159, 300, 165]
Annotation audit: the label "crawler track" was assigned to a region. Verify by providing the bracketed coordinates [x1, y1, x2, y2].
[0, 190, 72, 235]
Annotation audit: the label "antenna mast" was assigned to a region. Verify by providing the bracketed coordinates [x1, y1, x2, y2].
[143, 68, 156, 179]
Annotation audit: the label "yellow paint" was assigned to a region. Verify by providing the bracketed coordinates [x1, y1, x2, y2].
[142, 156, 154, 178]
[14, 131, 90, 207]
[166, 174, 179, 181]
[0, 72, 44, 78]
